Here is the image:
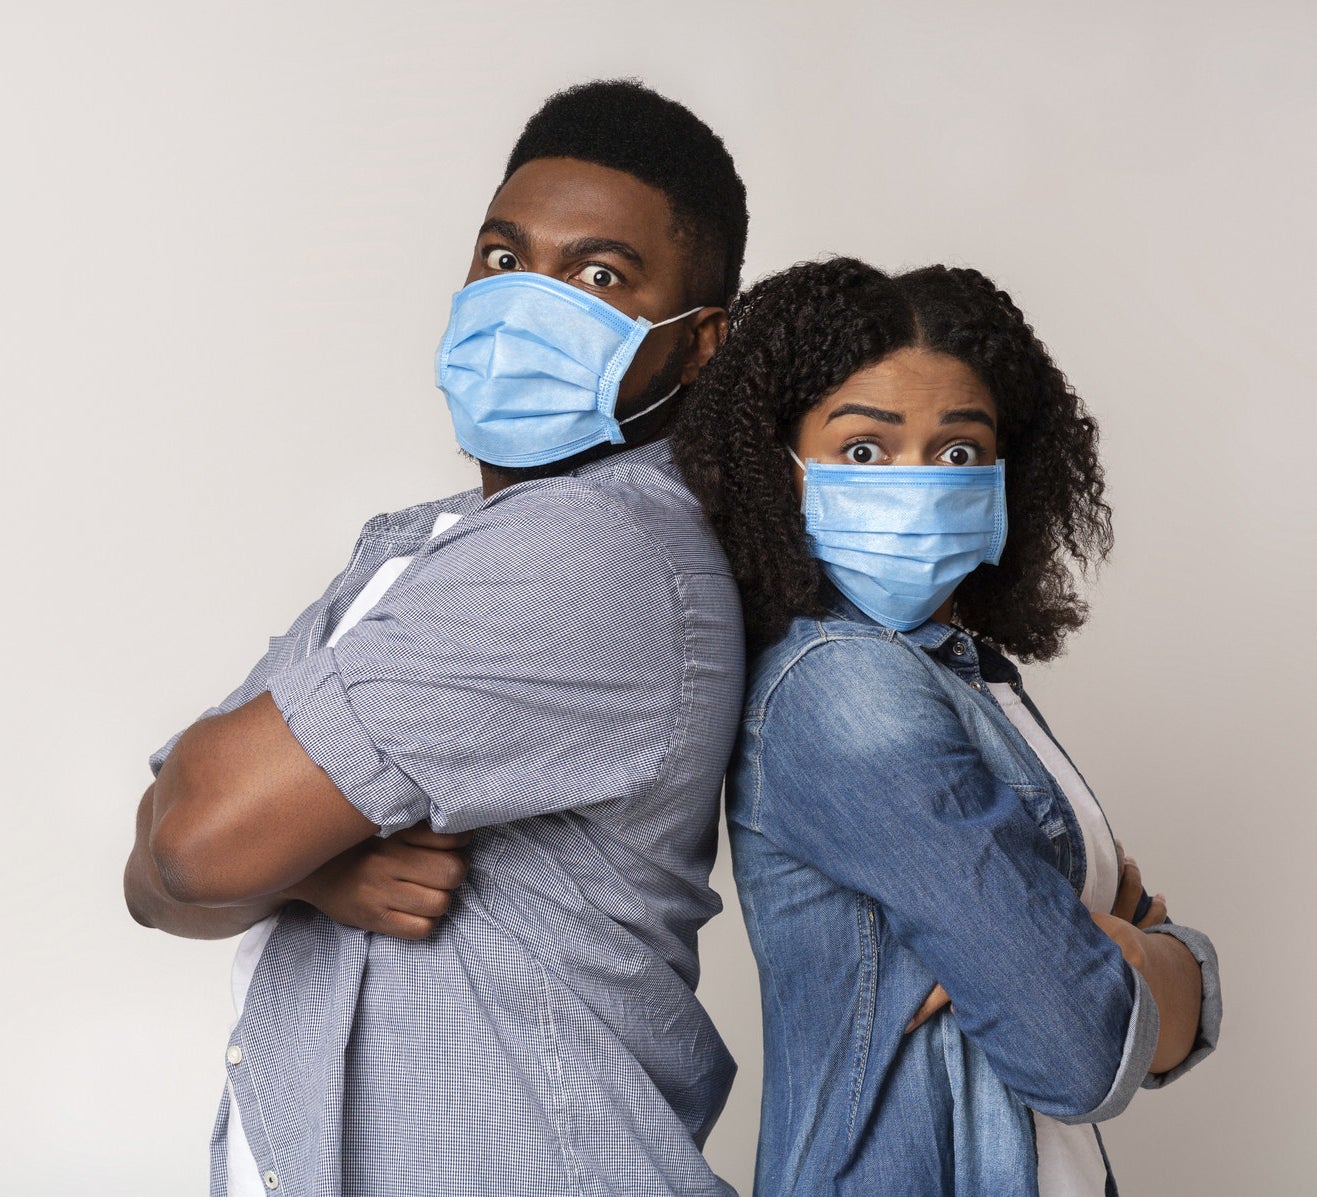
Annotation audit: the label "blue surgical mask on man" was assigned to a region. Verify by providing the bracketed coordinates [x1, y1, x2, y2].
[436, 273, 700, 468]
[787, 447, 1008, 631]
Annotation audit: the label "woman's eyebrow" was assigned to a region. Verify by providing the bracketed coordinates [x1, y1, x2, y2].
[824, 403, 903, 425]
[939, 408, 997, 429]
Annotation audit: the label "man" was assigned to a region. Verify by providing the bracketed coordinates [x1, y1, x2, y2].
[125, 80, 749, 1196]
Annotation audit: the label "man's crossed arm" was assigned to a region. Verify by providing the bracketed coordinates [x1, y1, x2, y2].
[124, 692, 469, 941]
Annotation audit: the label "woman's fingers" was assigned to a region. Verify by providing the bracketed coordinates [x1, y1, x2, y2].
[904, 983, 953, 1033]
[1111, 855, 1144, 922]
[1136, 893, 1169, 928]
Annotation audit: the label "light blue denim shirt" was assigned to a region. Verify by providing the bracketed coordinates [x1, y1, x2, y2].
[728, 590, 1221, 1196]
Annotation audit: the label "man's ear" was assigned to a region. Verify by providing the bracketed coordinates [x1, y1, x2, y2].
[680, 308, 729, 385]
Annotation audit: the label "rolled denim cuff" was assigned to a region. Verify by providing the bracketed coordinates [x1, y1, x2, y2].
[269, 650, 426, 837]
[1139, 922, 1222, 1088]
[1054, 967, 1159, 1124]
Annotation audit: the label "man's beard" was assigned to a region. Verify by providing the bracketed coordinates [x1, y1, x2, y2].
[465, 339, 687, 485]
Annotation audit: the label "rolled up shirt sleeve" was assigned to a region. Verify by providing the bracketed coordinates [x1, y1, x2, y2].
[752, 633, 1158, 1122]
[147, 491, 483, 778]
[269, 488, 688, 836]
[1140, 921, 1223, 1088]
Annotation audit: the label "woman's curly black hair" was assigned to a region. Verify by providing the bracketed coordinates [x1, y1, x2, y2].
[671, 257, 1113, 661]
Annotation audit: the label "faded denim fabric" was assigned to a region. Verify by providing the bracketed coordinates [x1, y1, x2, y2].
[729, 590, 1220, 1196]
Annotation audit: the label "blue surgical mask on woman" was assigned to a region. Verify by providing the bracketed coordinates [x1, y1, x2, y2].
[436, 273, 700, 468]
[787, 447, 1008, 630]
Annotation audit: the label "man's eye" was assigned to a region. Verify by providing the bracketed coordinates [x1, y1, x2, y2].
[575, 264, 621, 289]
[483, 248, 521, 271]
[938, 443, 981, 466]
[843, 442, 881, 465]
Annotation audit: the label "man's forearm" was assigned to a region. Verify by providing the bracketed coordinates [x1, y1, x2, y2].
[124, 786, 284, 939]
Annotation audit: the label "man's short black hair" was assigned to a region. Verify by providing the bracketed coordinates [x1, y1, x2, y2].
[504, 79, 747, 309]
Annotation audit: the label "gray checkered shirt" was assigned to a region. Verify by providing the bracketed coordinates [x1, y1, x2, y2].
[151, 441, 744, 1196]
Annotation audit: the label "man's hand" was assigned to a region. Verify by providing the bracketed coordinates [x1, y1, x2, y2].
[287, 823, 472, 941]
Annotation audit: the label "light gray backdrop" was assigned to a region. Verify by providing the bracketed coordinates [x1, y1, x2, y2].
[2, 1, 1312, 1193]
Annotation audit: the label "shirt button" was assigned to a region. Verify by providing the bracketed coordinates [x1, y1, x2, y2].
[226, 1045, 243, 1066]
[263, 1171, 280, 1190]
[970, 680, 984, 691]
[952, 640, 967, 655]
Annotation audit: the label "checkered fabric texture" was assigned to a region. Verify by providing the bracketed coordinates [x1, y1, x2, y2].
[151, 441, 745, 1196]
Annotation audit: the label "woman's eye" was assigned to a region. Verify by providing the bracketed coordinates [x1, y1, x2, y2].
[575, 264, 621, 289]
[843, 442, 881, 465]
[938, 443, 981, 466]
[482, 248, 521, 272]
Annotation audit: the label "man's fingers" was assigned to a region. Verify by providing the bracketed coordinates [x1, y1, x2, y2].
[905, 983, 952, 1034]
[376, 908, 438, 941]
[385, 881, 455, 920]
[395, 824, 473, 850]
[384, 844, 469, 891]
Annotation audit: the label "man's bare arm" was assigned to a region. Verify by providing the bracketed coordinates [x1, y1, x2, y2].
[129, 765, 473, 941]
[148, 691, 380, 905]
[126, 785, 283, 938]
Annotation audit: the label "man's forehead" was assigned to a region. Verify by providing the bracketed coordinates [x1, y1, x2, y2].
[484, 157, 679, 250]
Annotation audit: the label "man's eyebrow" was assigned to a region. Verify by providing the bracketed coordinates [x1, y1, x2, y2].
[561, 236, 645, 269]
[940, 407, 997, 430]
[824, 404, 903, 425]
[477, 219, 529, 249]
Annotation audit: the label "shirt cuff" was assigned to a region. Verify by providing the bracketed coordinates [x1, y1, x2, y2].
[1139, 922, 1222, 1088]
[1054, 965, 1160, 1124]
[269, 650, 426, 836]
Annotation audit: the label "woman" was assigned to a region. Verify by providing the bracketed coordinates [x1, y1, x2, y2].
[672, 259, 1220, 1195]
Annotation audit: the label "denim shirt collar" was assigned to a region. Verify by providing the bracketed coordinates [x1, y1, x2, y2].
[819, 585, 1020, 684]
[821, 586, 960, 650]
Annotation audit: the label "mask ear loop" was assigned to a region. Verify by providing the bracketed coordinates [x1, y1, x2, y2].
[647, 305, 705, 331]
[617, 306, 707, 426]
[784, 444, 807, 471]
[618, 382, 682, 425]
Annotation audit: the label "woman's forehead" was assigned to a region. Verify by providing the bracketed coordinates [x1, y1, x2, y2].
[820, 350, 995, 418]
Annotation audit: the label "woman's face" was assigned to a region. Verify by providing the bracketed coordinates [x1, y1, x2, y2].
[791, 348, 998, 498]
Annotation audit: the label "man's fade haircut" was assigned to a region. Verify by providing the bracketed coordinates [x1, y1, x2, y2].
[504, 79, 747, 309]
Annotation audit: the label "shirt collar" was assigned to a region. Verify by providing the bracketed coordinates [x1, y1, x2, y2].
[821, 584, 960, 650]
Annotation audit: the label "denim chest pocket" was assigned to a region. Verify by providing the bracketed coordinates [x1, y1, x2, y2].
[1008, 783, 1073, 886]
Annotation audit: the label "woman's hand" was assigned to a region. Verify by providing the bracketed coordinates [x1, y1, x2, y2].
[1112, 841, 1168, 927]
[905, 844, 1175, 1036]
[905, 983, 952, 1033]
[286, 822, 473, 941]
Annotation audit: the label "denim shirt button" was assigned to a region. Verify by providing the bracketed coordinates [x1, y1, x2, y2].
[970, 679, 983, 691]
[952, 640, 967, 655]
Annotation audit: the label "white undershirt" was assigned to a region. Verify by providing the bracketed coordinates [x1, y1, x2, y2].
[225, 511, 463, 1195]
[987, 682, 1120, 1197]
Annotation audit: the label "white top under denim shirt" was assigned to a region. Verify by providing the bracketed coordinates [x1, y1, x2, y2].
[150, 441, 745, 1197]
[728, 588, 1221, 1196]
